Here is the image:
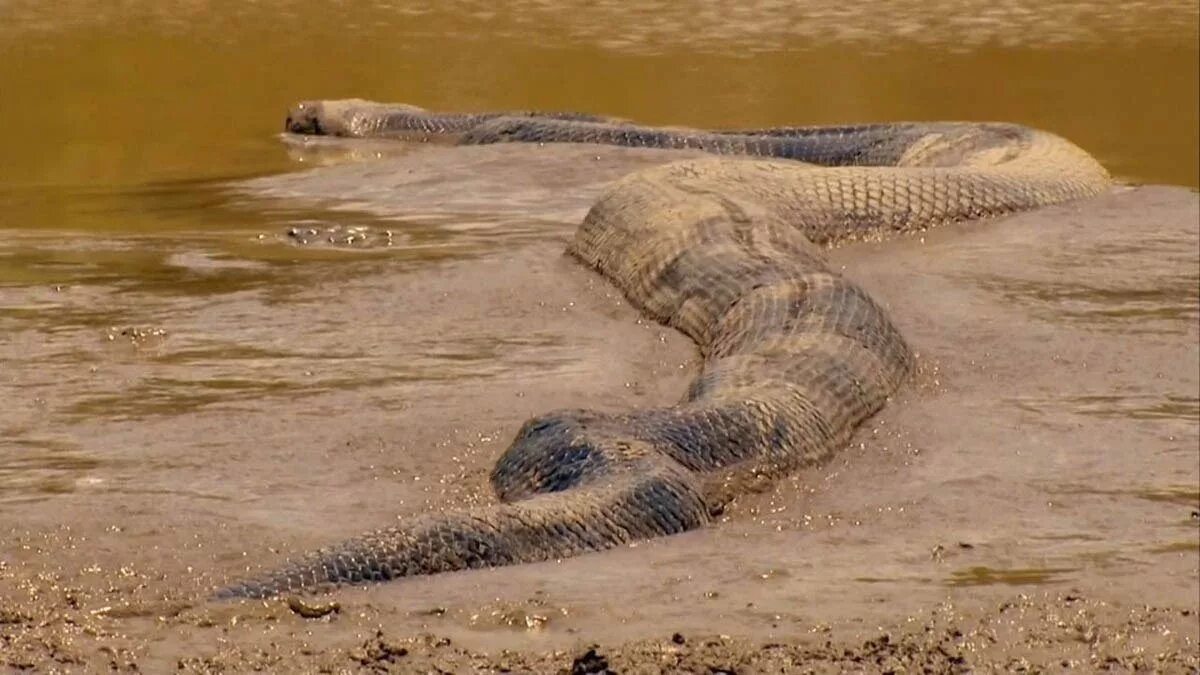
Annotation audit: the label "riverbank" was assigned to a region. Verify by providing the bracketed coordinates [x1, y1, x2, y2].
[2, 144, 1196, 672]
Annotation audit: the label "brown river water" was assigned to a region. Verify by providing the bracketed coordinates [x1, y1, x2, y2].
[0, 1, 1198, 671]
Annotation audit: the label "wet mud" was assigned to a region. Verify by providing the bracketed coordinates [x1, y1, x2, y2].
[1, 143, 1197, 672]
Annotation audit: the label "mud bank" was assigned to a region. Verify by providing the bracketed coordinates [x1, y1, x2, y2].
[1, 143, 1196, 672]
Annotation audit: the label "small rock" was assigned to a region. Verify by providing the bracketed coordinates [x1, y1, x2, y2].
[286, 596, 340, 619]
[571, 648, 610, 675]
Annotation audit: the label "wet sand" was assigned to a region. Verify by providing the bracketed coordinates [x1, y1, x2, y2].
[1, 143, 1197, 672]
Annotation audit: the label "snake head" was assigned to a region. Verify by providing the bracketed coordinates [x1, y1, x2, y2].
[285, 101, 328, 135]
[284, 99, 384, 137]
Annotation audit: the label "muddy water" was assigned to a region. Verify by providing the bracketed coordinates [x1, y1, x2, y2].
[0, 1, 1198, 670]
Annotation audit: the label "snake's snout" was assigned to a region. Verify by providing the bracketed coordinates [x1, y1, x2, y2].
[285, 101, 325, 135]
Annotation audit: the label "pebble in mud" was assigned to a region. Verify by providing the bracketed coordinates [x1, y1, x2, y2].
[570, 648, 610, 674]
[286, 596, 340, 619]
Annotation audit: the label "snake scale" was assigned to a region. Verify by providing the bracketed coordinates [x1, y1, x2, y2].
[216, 99, 1109, 598]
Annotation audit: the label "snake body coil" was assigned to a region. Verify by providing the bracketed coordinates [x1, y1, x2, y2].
[216, 101, 1108, 598]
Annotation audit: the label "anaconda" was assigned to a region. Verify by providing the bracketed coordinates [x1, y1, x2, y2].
[216, 100, 1109, 598]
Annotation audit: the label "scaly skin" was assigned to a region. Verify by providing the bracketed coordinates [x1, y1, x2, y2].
[215, 102, 1109, 599]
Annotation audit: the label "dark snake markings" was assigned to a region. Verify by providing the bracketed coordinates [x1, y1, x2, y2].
[217, 100, 1109, 599]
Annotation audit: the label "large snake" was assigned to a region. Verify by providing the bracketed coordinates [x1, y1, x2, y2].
[216, 99, 1109, 598]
